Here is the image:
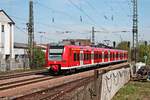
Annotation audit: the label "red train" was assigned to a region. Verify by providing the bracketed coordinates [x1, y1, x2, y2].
[45, 45, 128, 74]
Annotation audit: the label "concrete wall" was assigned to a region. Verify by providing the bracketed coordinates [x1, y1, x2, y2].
[60, 67, 130, 100]
[101, 68, 130, 100]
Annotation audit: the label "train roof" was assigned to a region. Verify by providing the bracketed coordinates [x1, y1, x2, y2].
[48, 44, 128, 52]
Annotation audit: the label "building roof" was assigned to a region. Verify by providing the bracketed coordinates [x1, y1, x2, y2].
[14, 43, 47, 49]
[0, 10, 15, 24]
[14, 42, 28, 49]
[63, 39, 90, 41]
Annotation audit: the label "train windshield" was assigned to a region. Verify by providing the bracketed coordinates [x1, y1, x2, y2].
[49, 46, 64, 61]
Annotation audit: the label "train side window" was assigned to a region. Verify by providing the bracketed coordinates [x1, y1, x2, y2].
[105, 53, 108, 58]
[83, 53, 86, 60]
[74, 53, 80, 61]
[113, 53, 114, 59]
[77, 53, 80, 61]
[99, 54, 102, 59]
[86, 53, 88, 60]
[86, 54, 88, 60]
[88, 54, 90, 60]
[110, 53, 112, 59]
[116, 53, 118, 58]
[89, 54, 91, 60]
[87, 53, 88, 60]
[74, 53, 77, 61]
[89, 54, 92, 60]
[114, 53, 116, 59]
[96, 54, 98, 59]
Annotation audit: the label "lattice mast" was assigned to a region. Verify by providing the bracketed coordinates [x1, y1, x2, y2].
[27, 0, 34, 68]
[132, 0, 138, 62]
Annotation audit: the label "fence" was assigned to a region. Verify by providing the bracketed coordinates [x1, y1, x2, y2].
[0, 57, 29, 72]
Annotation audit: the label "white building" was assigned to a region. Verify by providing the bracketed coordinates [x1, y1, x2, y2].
[0, 10, 15, 59]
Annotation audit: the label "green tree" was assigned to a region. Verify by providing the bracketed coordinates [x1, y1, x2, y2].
[138, 44, 150, 65]
[33, 47, 45, 68]
[116, 41, 129, 50]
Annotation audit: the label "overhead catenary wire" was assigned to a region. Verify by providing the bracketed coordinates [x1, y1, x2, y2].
[67, 0, 107, 31]
[102, 0, 132, 31]
[3, 0, 133, 44]
[15, 25, 27, 35]
[35, 1, 76, 21]
[34, 1, 90, 33]
[83, 0, 104, 18]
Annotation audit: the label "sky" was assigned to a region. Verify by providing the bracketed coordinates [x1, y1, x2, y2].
[0, 0, 149, 46]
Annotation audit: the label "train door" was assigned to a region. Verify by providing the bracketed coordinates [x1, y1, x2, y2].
[114, 51, 116, 61]
[102, 50, 104, 62]
[108, 50, 110, 62]
[116, 51, 118, 61]
[80, 50, 83, 66]
[118, 52, 120, 60]
[122, 51, 124, 60]
[91, 49, 94, 64]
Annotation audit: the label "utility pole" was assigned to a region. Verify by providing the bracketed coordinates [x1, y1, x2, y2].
[92, 26, 95, 46]
[132, 0, 138, 63]
[27, 0, 34, 68]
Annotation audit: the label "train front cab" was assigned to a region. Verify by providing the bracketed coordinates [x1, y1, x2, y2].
[46, 45, 69, 73]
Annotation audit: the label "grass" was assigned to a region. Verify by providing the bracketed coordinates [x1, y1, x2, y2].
[112, 81, 150, 100]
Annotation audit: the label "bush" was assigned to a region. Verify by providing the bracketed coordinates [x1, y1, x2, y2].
[33, 48, 45, 68]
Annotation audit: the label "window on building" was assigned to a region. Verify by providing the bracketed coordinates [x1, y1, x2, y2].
[5, 55, 10, 61]
[1, 25, 4, 32]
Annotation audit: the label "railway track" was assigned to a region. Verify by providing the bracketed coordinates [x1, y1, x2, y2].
[14, 77, 93, 100]
[0, 63, 129, 99]
[0, 69, 46, 80]
[0, 76, 56, 91]
[0, 69, 61, 91]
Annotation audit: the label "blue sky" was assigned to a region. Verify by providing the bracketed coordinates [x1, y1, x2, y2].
[0, 0, 149, 45]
